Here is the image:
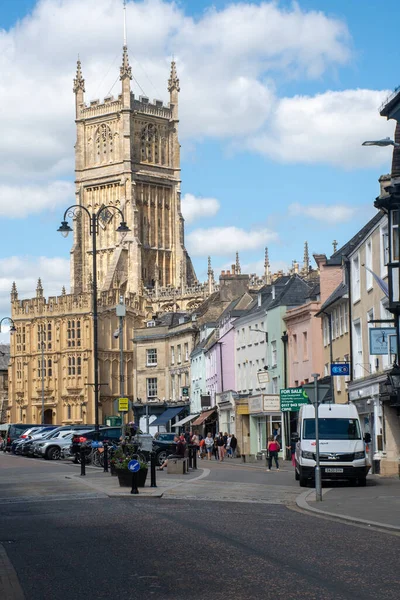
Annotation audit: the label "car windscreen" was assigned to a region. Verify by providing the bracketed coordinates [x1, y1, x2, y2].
[303, 418, 361, 440]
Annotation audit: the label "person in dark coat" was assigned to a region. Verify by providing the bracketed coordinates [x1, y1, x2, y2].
[230, 434, 238, 458]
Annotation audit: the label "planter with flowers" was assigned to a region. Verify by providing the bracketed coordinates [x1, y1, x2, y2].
[112, 446, 148, 487]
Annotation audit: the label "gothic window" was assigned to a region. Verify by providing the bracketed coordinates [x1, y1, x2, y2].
[48, 359, 52, 377]
[95, 124, 114, 164]
[67, 320, 80, 348]
[140, 123, 165, 165]
[68, 356, 76, 376]
[67, 405, 72, 420]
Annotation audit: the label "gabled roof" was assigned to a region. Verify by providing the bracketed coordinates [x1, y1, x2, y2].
[327, 212, 383, 265]
[269, 275, 312, 310]
[315, 282, 348, 316]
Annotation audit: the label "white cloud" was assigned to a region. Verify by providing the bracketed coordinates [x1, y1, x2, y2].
[0, 181, 74, 218]
[288, 202, 357, 224]
[0, 0, 352, 197]
[187, 226, 278, 256]
[248, 89, 394, 168]
[181, 193, 220, 224]
[0, 256, 70, 317]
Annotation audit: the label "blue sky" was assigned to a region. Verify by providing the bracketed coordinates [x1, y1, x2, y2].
[0, 0, 399, 329]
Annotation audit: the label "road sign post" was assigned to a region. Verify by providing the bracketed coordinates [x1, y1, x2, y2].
[302, 376, 330, 503]
[128, 459, 140, 495]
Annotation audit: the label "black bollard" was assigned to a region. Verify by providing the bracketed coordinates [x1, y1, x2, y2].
[192, 448, 197, 470]
[103, 443, 108, 473]
[188, 445, 193, 469]
[131, 471, 139, 494]
[150, 452, 157, 488]
[80, 446, 86, 476]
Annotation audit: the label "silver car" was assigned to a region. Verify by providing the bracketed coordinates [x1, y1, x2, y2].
[35, 430, 91, 460]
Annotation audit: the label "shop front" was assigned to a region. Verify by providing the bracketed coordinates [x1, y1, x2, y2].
[235, 400, 250, 456]
[216, 390, 237, 435]
[249, 394, 285, 457]
[348, 375, 386, 474]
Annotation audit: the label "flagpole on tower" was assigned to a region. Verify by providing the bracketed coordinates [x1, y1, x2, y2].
[123, 0, 127, 46]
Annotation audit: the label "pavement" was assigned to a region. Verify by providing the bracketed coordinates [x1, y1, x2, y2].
[296, 475, 400, 532]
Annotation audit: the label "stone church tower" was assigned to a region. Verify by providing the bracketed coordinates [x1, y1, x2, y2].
[6, 45, 198, 427]
[71, 47, 195, 297]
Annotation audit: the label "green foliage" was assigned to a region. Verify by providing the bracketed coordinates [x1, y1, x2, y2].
[111, 444, 147, 471]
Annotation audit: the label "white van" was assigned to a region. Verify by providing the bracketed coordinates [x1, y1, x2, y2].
[295, 403, 370, 487]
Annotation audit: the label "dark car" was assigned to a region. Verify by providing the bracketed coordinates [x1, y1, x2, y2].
[70, 427, 122, 457]
[153, 432, 178, 466]
[5, 424, 38, 451]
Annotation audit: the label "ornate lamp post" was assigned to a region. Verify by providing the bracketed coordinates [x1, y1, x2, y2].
[0, 317, 16, 334]
[58, 205, 130, 439]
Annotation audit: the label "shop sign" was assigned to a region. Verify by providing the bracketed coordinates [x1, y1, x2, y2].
[280, 388, 309, 412]
[263, 395, 280, 412]
[249, 396, 263, 413]
[236, 405, 249, 415]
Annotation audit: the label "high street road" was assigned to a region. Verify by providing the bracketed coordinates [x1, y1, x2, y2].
[0, 453, 398, 600]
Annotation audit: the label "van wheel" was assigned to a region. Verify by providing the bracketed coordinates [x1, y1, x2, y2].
[358, 477, 367, 487]
[299, 476, 308, 487]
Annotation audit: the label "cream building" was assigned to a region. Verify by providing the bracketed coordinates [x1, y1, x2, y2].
[7, 45, 204, 426]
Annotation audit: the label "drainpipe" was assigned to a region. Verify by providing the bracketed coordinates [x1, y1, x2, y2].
[344, 257, 353, 383]
[321, 310, 335, 404]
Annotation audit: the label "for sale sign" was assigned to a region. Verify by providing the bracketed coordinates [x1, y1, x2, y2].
[280, 388, 309, 412]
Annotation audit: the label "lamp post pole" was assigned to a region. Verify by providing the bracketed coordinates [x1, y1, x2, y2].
[58, 205, 130, 441]
[90, 212, 100, 437]
[116, 297, 126, 439]
[312, 373, 322, 502]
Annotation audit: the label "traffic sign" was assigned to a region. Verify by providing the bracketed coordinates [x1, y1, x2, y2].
[118, 397, 129, 412]
[128, 459, 140, 473]
[330, 363, 350, 376]
[280, 387, 309, 412]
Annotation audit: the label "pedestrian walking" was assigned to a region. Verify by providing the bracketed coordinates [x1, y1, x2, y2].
[226, 434, 232, 457]
[217, 432, 226, 462]
[230, 434, 237, 458]
[212, 437, 219, 461]
[266, 435, 280, 471]
[191, 430, 200, 458]
[204, 432, 214, 460]
[286, 435, 297, 467]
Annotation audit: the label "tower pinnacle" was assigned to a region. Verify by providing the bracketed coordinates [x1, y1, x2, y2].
[264, 247, 271, 285]
[235, 251, 241, 274]
[120, 45, 132, 81]
[73, 58, 85, 94]
[168, 60, 180, 94]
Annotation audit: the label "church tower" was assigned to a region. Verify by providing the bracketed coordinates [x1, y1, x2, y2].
[71, 44, 195, 298]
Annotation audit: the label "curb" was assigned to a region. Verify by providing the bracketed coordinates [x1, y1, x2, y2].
[0, 543, 25, 600]
[71, 467, 210, 499]
[296, 490, 400, 533]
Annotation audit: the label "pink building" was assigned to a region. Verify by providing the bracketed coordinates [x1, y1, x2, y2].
[283, 284, 324, 387]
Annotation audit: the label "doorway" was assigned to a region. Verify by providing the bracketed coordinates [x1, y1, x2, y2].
[44, 409, 53, 424]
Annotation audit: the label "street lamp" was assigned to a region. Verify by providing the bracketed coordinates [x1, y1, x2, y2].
[362, 137, 400, 147]
[58, 204, 130, 439]
[0, 317, 16, 334]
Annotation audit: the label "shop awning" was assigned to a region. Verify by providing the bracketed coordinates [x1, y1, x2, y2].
[191, 408, 216, 426]
[151, 407, 185, 427]
[172, 414, 200, 428]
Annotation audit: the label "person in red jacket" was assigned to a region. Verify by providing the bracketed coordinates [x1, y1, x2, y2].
[266, 435, 280, 471]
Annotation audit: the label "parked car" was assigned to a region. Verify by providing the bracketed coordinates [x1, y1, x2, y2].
[11, 427, 54, 454]
[70, 427, 123, 461]
[4, 424, 39, 451]
[35, 430, 92, 460]
[19, 427, 59, 456]
[153, 432, 178, 466]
